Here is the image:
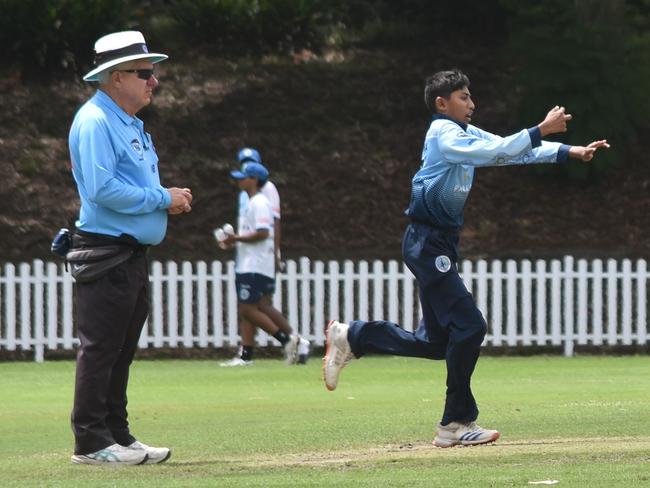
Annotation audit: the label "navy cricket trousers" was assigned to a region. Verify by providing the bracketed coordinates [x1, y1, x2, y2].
[347, 222, 487, 425]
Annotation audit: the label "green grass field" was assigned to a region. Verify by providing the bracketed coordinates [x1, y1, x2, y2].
[1, 355, 649, 487]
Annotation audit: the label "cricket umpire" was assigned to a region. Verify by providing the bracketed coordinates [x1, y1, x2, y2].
[67, 31, 192, 465]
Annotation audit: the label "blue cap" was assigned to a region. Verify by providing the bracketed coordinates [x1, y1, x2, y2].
[230, 162, 269, 181]
[237, 147, 262, 164]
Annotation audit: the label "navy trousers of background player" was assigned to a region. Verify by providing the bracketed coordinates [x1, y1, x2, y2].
[347, 222, 487, 425]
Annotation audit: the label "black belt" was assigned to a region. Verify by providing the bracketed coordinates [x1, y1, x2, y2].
[74, 229, 149, 254]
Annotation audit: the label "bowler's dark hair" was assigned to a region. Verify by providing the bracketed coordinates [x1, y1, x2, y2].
[424, 69, 470, 113]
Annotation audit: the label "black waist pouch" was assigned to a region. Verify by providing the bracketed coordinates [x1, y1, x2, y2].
[66, 245, 135, 283]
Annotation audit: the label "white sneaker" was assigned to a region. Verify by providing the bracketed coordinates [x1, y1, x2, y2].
[128, 440, 171, 464]
[297, 337, 310, 364]
[71, 443, 147, 465]
[220, 356, 253, 367]
[283, 335, 300, 364]
[433, 421, 500, 448]
[322, 320, 354, 391]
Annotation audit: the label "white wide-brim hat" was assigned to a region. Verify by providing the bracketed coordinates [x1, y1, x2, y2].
[83, 30, 168, 82]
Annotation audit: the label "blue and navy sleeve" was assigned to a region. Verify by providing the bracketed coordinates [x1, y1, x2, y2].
[436, 121, 535, 167]
[438, 121, 568, 167]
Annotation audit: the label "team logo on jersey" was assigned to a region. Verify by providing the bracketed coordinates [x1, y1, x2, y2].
[435, 255, 452, 273]
[130, 139, 143, 157]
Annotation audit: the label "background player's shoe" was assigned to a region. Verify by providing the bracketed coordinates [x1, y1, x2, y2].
[322, 320, 354, 391]
[220, 356, 253, 367]
[71, 443, 147, 465]
[283, 335, 298, 364]
[127, 440, 171, 464]
[297, 337, 310, 364]
[433, 421, 500, 448]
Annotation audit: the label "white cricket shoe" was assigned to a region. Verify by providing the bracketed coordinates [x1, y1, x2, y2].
[433, 421, 500, 448]
[297, 337, 310, 364]
[322, 320, 354, 391]
[283, 335, 300, 364]
[220, 356, 253, 367]
[71, 443, 147, 465]
[128, 440, 171, 464]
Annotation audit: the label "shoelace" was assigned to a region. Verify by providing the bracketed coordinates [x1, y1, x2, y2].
[464, 422, 488, 433]
[333, 349, 354, 366]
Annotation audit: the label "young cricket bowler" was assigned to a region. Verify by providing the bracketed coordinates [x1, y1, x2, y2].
[323, 69, 609, 447]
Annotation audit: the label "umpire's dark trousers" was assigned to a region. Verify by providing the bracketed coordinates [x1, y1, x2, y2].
[347, 222, 487, 425]
[71, 245, 149, 455]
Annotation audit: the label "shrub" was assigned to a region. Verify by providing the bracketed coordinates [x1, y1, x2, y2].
[167, 0, 338, 56]
[333, 0, 507, 47]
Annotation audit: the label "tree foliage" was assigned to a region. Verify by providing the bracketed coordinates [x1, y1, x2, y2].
[0, 0, 508, 76]
[0, 0, 647, 176]
[166, 0, 338, 55]
[0, 0, 134, 79]
[501, 0, 650, 177]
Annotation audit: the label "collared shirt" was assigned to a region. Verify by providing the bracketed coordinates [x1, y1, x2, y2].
[406, 114, 570, 229]
[68, 90, 172, 244]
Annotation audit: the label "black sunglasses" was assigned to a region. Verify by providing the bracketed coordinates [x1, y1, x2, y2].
[116, 69, 155, 80]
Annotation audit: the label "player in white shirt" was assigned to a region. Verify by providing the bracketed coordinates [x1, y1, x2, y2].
[236, 147, 282, 269]
[219, 158, 309, 366]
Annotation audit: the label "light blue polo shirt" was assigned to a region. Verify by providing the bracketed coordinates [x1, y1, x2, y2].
[68, 90, 172, 244]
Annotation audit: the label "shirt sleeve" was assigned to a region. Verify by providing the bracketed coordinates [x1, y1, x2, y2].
[262, 182, 281, 220]
[437, 122, 532, 166]
[473, 125, 571, 165]
[77, 118, 171, 214]
[436, 121, 563, 167]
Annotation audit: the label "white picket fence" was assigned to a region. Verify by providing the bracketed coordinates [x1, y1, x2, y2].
[0, 257, 648, 362]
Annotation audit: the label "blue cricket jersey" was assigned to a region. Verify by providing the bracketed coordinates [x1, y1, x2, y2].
[406, 114, 570, 229]
[68, 90, 172, 245]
